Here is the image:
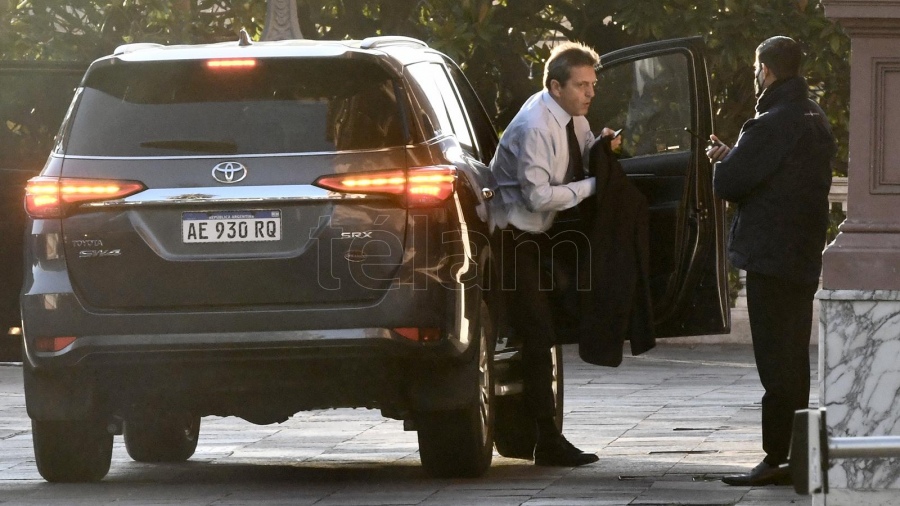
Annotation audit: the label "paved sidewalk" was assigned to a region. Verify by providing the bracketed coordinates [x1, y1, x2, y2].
[0, 342, 815, 505]
[554, 342, 815, 505]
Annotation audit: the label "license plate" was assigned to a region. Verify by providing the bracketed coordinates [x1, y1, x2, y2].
[182, 210, 281, 243]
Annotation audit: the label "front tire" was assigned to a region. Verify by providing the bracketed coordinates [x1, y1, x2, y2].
[32, 419, 113, 482]
[124, 412, 200, 463]
[417, 302, 494, 478]
[493, 344, 564, 459]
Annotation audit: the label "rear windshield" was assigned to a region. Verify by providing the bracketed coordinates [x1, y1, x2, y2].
[64, 58, 407, 156]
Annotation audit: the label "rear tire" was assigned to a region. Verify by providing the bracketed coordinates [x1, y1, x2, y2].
[493, 344, 564, 459]
[32, 419, 113, 482]
[418, 302, 494, 478]
[124, 412, 200, 463]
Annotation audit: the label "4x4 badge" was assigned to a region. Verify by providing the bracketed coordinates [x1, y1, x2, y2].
[212, 161, 247, 184]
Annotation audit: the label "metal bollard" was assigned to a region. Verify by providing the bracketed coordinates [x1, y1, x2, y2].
[791, 408, 900, 495]
[791, 408, 828, 495]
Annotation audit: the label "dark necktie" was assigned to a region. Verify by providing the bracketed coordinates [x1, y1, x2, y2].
[565, 119, 583, 183]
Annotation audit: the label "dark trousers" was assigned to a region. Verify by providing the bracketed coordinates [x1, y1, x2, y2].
[502, 219, 587, 419]
[745, 271, 817, 466]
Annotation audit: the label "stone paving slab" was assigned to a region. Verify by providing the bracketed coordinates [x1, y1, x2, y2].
[0, 343, 815, 505]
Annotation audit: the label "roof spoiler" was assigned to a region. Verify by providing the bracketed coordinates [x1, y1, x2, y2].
[359, 36, 428, 50]
[113, 43, 165, 56]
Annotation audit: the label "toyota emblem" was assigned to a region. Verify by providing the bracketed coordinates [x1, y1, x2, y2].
[211, 161, 248, 184]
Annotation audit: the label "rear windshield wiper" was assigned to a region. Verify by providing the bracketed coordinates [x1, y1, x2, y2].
[139, 140, 238, 154]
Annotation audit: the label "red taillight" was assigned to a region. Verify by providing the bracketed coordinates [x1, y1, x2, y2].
[314, 167, 457, 207]
[206, 59, 257, 69]
[35, 336, 77, 352]
[25, 177, 145, 218]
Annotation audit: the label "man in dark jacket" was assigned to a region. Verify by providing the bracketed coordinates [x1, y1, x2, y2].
[706, 36, 835, 487]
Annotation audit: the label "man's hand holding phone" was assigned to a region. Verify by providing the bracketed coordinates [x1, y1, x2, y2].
[685, 127, 730, 162]
[705, 134, 730, 163]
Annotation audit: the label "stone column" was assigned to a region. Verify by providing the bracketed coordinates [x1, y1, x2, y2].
[819, 1, 900, 504]
[260, 0, 304, 41]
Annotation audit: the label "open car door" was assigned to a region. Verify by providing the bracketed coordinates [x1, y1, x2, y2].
[587, 36, 729, 337]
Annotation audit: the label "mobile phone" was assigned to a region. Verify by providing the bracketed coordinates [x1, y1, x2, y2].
[684, 127, 725, 148]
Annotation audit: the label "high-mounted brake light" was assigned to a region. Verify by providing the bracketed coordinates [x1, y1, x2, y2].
[25, 177, 145, 219]
[314, 167, 457, 207]
[206, 59, 257, 69]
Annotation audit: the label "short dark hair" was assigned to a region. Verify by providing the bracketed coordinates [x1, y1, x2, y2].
[756, 36, 802, 80]
[544, 41, 599, 90]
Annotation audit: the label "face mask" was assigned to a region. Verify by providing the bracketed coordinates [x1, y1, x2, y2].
[754, 66, 765, 98]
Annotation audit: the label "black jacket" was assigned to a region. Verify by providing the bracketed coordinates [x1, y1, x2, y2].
[577, 138, 655, 367]
[713, 76, 835, 284]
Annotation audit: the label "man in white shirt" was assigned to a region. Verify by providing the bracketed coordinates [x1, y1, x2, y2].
[491, 41, 600, 467]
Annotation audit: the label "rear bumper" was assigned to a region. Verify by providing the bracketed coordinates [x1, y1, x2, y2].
[21, 274, 474, 367]
[24, 327, 449, 368]
[23, 328, 481, 423]
[21, 279, 484, 422]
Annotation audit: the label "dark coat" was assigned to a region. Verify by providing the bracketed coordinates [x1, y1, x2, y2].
[577, 137, 655, 367]
[713, 76, 836, 284]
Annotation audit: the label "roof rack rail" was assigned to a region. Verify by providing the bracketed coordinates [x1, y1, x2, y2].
[113, 43, 165, 56]
[359, 36, 428, 50]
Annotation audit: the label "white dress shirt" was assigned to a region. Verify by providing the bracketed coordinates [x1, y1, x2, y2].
[490, 90, 596, 232]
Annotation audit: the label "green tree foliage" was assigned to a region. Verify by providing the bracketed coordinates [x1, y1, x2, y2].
[299, 0, 849, 172]
[0, 1, 265, 61]
[611, 0, 849, 174]
[1, 0, 849, 172]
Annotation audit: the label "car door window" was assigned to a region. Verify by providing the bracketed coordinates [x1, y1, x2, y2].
[407, 63, 476, 155]
[593, 53, 692, 158]
[589, 50, 696, 314]
[591, 38, 728, 337]
[444, 60, 498, 162]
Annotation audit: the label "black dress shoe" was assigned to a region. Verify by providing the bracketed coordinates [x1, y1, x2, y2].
[534, 435, 599, 467]
[722, 461, 792, 486]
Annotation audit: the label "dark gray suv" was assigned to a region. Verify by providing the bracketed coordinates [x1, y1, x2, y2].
[21, 35, 729, 482]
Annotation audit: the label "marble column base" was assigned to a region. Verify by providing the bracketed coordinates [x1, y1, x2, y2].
[817, 289, 900, 501]
[814, 489, 900, 506]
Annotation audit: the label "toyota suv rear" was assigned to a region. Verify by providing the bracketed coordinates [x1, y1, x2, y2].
[22, 35, 503, 482]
